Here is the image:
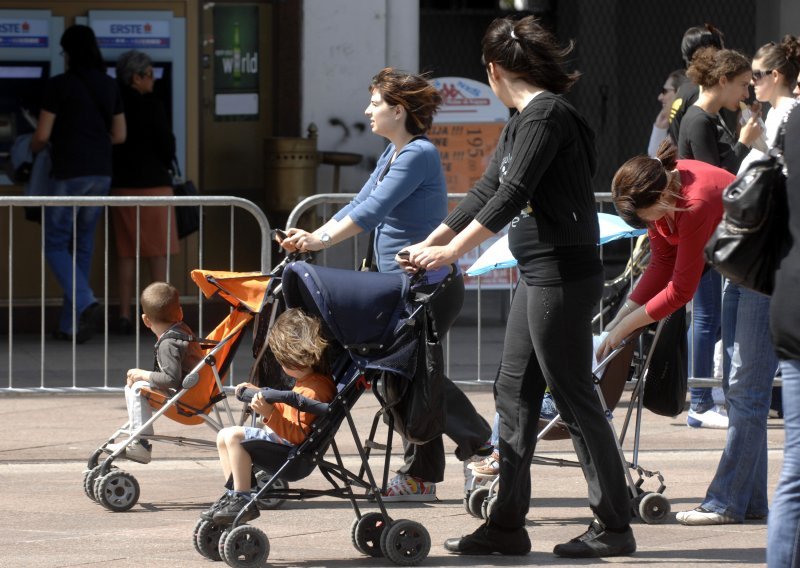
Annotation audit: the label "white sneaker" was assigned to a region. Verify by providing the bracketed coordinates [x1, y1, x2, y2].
[676, 507, 737, 525]
[106, 440, 151, 464]
[687, 406, 729, 429]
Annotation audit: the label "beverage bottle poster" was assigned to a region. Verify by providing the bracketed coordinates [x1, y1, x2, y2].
[213, 5, 259, 119]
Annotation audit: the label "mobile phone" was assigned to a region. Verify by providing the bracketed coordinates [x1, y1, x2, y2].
[397, 250, 410, 260]
[272, 228, 288, 241]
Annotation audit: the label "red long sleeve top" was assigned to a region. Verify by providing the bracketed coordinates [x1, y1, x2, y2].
[628, 160, 732, 321]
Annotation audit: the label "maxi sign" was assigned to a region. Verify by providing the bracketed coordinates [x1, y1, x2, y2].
[0, 19, 49, 47]
[92, 20, 171, 49]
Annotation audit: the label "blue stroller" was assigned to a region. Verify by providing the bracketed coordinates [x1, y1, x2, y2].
[193, 260, 454, 567]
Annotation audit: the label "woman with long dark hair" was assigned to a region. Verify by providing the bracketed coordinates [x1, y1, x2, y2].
[31, 24, 126, 343]
[402, 16, 635, 558]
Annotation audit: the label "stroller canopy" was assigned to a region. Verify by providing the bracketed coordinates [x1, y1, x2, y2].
[191, 270, 273, 313]
[282, 261, 418, 378]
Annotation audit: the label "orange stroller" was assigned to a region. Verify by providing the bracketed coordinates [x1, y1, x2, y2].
[83, 269, 277, 512]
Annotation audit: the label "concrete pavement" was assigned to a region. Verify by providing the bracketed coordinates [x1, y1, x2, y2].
[0, 382, 783, 567]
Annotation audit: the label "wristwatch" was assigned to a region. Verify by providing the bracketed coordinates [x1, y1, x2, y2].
[319, 232, 332, 249]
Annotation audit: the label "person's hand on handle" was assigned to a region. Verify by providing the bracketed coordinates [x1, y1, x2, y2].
[408, 244, 459, 271]
[279, 228, 309, 253]
[396, 243, 424, 273]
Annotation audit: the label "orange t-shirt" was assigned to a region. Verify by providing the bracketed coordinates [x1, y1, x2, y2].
[264, 372, 336, 445]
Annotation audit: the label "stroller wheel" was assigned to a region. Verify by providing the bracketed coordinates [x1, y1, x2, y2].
[466, 487, 489, 519]
[194, 519, 224, 561]
[481, 494, 498, 521]
[637, 492, 671, 524]
[254, 469, 288, 510]
[379, 519, 431, 566]
[83, 465, 107, 502]
[222, 525, 270, 568]
[95, 470, 140, 512]
[351, 512, 387, 557]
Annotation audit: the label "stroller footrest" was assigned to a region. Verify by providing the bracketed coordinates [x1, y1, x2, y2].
[365, 440, 387, 451]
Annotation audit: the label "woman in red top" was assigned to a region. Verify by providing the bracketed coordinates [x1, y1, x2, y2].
[597, 140, 733, 360]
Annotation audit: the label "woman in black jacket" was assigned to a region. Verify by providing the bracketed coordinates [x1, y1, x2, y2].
[111, 50, 178, 333]
[401, 15, 635, 559]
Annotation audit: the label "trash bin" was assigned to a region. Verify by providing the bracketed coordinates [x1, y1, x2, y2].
[263, 125, 319, 213]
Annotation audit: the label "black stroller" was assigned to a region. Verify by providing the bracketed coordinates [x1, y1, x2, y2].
[193, 260, 454, 567]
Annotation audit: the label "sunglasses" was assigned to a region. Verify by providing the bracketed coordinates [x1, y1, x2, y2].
[752, 69, 773, 81]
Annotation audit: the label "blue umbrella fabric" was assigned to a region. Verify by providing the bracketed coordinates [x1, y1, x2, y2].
[466, 212, 647, 276]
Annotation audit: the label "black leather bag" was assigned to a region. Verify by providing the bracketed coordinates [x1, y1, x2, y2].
[704, 125, 790, 295]
[376, 305, 446, 444]
[172, 160, 200, 239]
[642, 306, 688, 417]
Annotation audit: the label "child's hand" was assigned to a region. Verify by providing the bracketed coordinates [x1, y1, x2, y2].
[126, 368, 150, 387]
[250, 393, 274, 420]
[235, 382, 257, 398]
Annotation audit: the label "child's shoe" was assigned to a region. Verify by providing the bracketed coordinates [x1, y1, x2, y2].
[124, 441, 152, 464]
[382, 474, 437, 502]
[200, 493, 232, 521]
[468, 451, 500, 478]
[212, 494, 260, 525]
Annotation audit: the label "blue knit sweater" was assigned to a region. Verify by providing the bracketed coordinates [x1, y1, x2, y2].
[333, 137, 447, 273]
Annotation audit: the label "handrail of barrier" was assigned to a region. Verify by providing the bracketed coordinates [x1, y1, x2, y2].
[0, 195, 271, 394]
[1, 195, 272, 273]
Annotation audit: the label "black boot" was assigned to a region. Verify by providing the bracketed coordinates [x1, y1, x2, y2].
[444, 521, 531, 555]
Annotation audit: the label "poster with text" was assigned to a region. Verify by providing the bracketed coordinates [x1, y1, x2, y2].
[213, 5, 259, 120]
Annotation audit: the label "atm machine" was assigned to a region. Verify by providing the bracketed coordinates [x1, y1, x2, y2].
[0, 9, 63, 185]
[83, 10, 187, 172]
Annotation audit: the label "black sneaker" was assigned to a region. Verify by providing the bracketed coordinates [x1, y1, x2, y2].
[211, 494, 260, 525]
[444, 521, 531, 555]
[200, 493, 231, 521]
[553, 525, 636, 558]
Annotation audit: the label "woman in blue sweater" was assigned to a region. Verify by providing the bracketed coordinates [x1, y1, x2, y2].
[281, 67, 491, 501]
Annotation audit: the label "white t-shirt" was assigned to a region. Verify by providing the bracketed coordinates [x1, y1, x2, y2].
[737, 97, 800, 175]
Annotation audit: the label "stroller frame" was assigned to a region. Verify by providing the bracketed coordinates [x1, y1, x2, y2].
[83, 268, 282, 513]
[465, 311, 675, 526]
[193, 261, 456, 567]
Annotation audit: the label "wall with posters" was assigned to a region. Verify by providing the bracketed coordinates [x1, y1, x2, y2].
[430, 76, 511, 290]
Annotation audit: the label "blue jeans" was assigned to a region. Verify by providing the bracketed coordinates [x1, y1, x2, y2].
[702, 283, 777, 520]
[768, 359, 800, 567]
[44, 176, 110, 334]
[689, 269, 722, 412]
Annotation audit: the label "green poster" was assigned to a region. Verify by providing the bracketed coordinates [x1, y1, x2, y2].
[213, 4, 259, 119]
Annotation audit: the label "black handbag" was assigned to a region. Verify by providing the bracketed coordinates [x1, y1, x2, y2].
[642, 306, 688, 417]
[375, 304, 447, 444]
[172, 159, 200, 239]
[704, 123, 790, 295]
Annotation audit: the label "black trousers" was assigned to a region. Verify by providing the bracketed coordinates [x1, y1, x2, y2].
[492, 272, 631, 530]
[396, 273, 492, 482]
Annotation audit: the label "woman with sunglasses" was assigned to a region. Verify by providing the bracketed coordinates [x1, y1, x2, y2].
[596, 140, 733, 363]
[676, 35, 800, 529]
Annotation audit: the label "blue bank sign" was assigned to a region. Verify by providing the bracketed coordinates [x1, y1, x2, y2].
[0, 19, 49, 47]
[92, 20, 170, 48]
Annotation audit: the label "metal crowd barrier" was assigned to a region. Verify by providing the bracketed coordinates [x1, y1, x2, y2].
[0, 195, 271, 393]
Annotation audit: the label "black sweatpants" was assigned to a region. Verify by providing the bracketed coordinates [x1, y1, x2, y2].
[491, 272, 631, 531]
[396, 273, 492, 482]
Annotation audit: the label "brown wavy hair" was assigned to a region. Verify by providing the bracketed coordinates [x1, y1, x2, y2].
[370, 68, 442, 135]
[481, 15, 579, 94]
[268, 308, 330, 374]
[687, 47, 751, 89]
[611, 139, 681, 229]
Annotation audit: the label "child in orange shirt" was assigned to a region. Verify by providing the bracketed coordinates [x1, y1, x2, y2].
[209, 308, 335, 524]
